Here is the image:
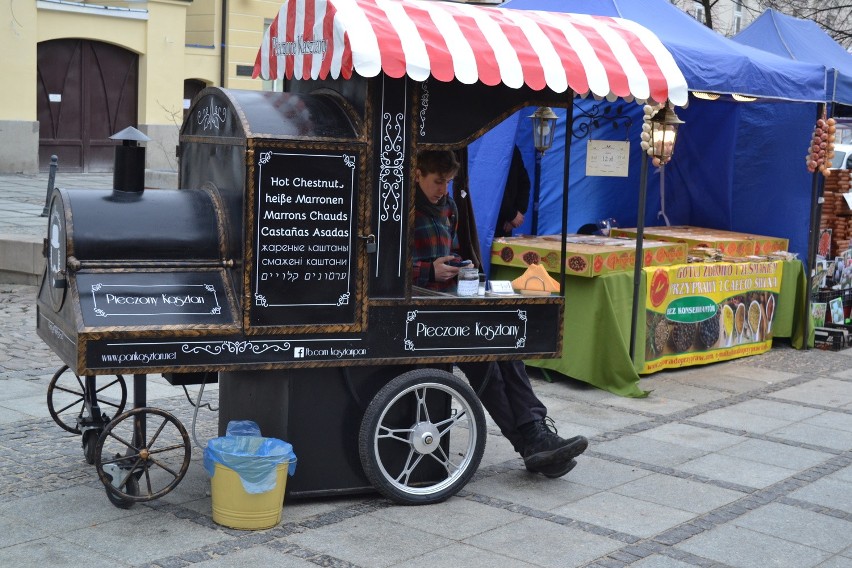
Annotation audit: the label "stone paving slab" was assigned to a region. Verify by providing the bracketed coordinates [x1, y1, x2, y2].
[609, 473, 743, 515]
[674, 523, 834, 568]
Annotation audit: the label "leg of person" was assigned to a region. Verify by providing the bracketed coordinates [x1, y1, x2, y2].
[496, 360, 546, 425]
[459, 361, 588, 478]
[458, 361, 526, 453]
[499, 361, 588, 475]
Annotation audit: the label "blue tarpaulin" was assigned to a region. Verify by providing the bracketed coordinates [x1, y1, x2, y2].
[467, 0, 826, 276]
[503, 0, 826, 102]
[734, 9, 852, 106]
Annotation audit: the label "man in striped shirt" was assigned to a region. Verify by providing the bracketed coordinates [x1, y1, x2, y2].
[412, 149, 588, 478]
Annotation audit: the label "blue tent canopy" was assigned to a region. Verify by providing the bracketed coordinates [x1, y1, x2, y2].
[733, 8, 852, 106]
[468, 0, 826, 276]
[503, 0, 826, 102]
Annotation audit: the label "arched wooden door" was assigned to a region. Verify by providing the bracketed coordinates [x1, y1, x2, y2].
[37, 39, 138, 173]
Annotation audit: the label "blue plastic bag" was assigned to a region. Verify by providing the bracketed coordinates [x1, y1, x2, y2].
[225, 420, 262, 437]
[203, 421, 297, 494]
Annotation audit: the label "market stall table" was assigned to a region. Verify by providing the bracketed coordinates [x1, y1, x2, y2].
[491, 238, 808, 397]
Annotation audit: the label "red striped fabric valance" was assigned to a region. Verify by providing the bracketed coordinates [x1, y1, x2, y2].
[253, 0, 688, 105]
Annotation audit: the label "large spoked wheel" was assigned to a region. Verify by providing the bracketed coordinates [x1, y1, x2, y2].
[358, 369, 486, 505]
[95, 407, 191, 506]
[46, 366, 127, 434]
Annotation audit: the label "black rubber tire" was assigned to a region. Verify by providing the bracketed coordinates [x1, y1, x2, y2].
[95, 407, 191, 504]
[46, 366, 127, 434]
[82, 430, 99, 465]
[358, 369, 486, 505]
[105, 473, 139, 509]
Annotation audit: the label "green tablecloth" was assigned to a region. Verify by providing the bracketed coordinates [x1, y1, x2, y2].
[491, 260, 808, 397]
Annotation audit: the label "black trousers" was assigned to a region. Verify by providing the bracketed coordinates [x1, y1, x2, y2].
[457, 360, 547, 453]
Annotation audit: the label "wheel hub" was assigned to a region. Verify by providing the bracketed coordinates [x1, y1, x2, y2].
[410, 422, 440, 454]
[139, 448, 150, 460]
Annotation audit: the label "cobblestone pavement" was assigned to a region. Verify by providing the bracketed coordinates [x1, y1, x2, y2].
[1, 283, 851, 568]
[0, 172, 114, 241]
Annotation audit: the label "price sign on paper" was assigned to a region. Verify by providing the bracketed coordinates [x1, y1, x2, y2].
[489, 280, 515, 295]
[586, 140, 629, 177]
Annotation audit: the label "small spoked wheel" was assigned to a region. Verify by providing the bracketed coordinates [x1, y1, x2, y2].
[358, 369, 486, 505]
[95, 407, 191, 507]
[46, 365, 127, 434]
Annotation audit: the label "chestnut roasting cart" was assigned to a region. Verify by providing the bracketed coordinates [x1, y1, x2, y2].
[36, 0, 687, 508]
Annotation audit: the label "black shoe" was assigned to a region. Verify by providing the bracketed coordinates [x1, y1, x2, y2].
[521, 418, 588, 470]
[529, 458, 578, 479]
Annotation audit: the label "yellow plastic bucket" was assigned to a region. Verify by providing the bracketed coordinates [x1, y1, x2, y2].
[210, 461, 289, 530]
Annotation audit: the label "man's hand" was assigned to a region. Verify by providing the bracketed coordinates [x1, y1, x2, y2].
[502, 211, 525, 235]
[434, 255, 461, 282]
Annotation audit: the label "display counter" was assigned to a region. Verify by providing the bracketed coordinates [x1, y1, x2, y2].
[490, 260, 808, 397]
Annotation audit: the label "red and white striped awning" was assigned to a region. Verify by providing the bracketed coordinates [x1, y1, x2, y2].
[253, 0, 688, 106]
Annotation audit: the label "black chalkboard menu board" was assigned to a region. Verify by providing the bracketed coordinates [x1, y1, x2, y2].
[250, 148, 358, 327]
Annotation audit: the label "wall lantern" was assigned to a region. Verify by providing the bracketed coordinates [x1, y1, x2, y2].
[529, 106, 559, 153]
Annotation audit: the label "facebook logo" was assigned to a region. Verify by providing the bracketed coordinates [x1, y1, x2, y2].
[294, 347, 305, 358]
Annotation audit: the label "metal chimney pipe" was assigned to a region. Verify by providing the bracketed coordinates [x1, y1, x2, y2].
[110, 126, 151, 194]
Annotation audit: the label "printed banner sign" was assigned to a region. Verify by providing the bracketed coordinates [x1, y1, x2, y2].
[643, 261, 783, 373]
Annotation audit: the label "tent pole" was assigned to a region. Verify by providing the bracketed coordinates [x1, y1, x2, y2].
[805, 102, 827, 349]
[629, 154, 650, 363]
[560, 101, 574, 298]
[532, 151, 542, 235]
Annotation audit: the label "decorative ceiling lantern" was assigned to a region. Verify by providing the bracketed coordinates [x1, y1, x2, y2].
[731, 93, 758, 102]
[692, 91, 721, 101]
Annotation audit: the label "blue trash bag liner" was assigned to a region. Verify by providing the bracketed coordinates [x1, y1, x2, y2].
[225, 420, 262, 437]
[204, 432, 297, 494]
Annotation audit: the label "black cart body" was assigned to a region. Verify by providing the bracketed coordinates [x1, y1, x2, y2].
[39, 80, 565, 374]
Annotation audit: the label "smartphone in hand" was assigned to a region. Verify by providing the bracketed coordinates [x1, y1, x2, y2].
[447, 259, 473, 267]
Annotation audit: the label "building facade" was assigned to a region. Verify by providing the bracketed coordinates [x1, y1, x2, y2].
[670, 0, 759, 37]
[0, 0, 281, 182]
[0, 0, 755, 180]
